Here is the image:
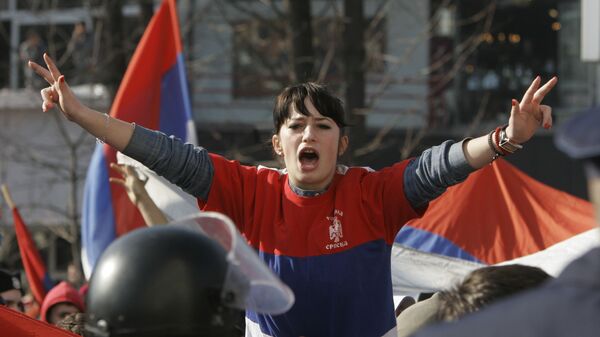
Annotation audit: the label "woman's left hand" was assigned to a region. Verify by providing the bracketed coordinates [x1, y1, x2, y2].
[505, 76, 558, 144]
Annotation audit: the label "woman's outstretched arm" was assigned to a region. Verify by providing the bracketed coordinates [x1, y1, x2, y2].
[30, 53, 215, 200]
[404, 76, 558, 209]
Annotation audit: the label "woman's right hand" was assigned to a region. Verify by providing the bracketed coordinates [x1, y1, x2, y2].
[28, 53, 86, 121]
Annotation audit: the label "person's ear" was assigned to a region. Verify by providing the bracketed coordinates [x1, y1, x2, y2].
[338, 135, 349, 156]
[272, 134, 283, 156]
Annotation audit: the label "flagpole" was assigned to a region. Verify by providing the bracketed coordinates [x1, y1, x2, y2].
[1, 184, 16, 209]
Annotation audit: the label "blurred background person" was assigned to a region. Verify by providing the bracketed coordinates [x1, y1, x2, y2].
[41, 281, 85, 326]
[0, 269, 24, 312]
[63, 21, 93, 84]
[19, 29, 46, 89]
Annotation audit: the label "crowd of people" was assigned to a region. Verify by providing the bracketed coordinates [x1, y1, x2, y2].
[0, 270, 86, 330]
[0, 16, 598, 337]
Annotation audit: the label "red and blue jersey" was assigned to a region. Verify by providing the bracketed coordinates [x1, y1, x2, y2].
[200, 154, 422, 337]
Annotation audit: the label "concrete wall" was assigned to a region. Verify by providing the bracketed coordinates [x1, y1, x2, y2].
[0, 89, 101, 228]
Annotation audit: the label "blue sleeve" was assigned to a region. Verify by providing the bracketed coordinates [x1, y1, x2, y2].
[121, 125, 214, 200]
[404, 139, 475, 209]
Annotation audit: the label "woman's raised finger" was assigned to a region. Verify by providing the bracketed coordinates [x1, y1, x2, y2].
[43, 53, 62, 82]
[28, 61, 54, 85]
[521, 76, 541, 105]
[532, 77, 558, 105]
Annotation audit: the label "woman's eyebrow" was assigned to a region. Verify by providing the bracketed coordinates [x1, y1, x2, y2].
[289, 116, 333, 123]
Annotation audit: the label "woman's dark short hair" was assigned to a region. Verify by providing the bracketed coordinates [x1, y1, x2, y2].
[272, 82, 347, 134]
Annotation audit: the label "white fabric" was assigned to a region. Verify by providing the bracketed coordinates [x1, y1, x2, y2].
[391, 228, 600, 295]
[496, 228, 600, 275]
[116, 152, 200, 221]
[391, 245, 484, 295]
[245, 317, 274, 337]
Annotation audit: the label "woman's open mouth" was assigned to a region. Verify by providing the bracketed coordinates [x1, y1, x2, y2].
[299, 148, 319, 171]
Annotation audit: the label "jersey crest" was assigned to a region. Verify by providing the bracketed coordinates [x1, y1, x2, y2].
[325, 209, 348, 250]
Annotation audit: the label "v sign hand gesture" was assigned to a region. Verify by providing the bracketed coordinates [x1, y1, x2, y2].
[462, 76, 558, 169]
[28, 53, 85, 121]
[27, 53, 136, 151]
[505, 76, 558, 144]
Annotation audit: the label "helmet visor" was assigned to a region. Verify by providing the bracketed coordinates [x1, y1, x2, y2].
[173, 213, 295, 315]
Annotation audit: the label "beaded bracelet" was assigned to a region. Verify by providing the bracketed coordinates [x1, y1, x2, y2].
[487, 129, 504, 161]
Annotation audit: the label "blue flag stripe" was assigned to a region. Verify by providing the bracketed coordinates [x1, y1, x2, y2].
[159, 53, 192, 140]
[82, 144, 117, 271]
[395, 225, 483, 263]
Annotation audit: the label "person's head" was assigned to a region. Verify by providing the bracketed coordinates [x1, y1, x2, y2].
[74, 22, 87, 36]
[67, 263, 83, 288]
[56, 312, 87, 336]
[437, 264, 551, 321]
[25, 29, 41, 43]
[395, 296, 416, 317]
[271, 82, 349, 190]
[0, 269, 23, 312]
[85, 226, 244, 337]
[555, 107, 600, 221]
[41, 281, 85, 325]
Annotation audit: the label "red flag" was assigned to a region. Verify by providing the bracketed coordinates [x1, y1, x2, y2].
[12, 207, 54, 304]
[0, 305, 79, 336]
[1, 185, 53, 304]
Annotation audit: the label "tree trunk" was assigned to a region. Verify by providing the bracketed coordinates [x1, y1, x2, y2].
[102, 0, 127, 98]
[285, 0, 315, 82]
[343, 0, 367, 164]
[138, 0, 155, 28]
[68, 145, 82, 279]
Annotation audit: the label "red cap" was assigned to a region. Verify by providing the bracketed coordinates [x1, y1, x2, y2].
[40, 282, 85, 322]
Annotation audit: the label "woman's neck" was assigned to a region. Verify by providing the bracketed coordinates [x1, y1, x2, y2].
[288, 180, 328, 197]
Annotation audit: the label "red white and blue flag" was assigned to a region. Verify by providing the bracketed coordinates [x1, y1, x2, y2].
[392, 159, 599, 295]
[81, 0, 196, 277]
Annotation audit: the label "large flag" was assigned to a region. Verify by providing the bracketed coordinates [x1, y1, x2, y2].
[82, 0, 196, 277]
[0, 305, 79, 337]
[1, 185, 54, 304]
[392, 159, 599, 295]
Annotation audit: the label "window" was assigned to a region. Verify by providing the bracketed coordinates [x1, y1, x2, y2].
[232, 16, 386, 98]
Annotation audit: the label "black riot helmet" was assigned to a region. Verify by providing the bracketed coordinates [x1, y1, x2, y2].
[85, 226, 242, 337]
